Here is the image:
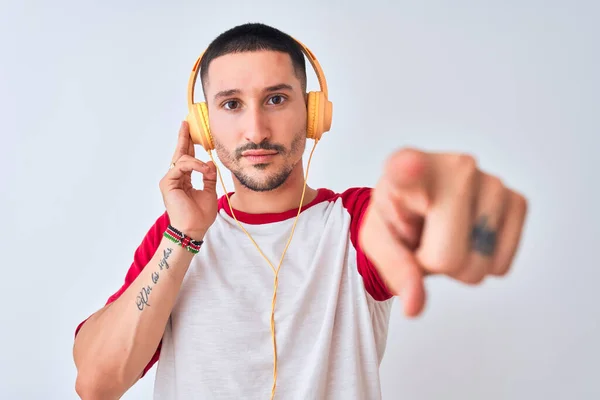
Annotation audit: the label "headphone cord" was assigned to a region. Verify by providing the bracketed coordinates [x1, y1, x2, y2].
[207, 139, 318, 400]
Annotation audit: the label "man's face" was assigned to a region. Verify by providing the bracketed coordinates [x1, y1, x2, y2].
[203, 50, 307, 192]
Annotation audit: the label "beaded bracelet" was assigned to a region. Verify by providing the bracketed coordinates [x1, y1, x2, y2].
[163, 225, 204, 254]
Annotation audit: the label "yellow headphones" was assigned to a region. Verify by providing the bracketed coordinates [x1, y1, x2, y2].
[185, 37, 333, 150]
[183, 38, 332, 400]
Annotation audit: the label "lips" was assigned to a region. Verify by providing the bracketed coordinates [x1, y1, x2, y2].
[241, 150, 278, 164]
[242, 150, 278, 156]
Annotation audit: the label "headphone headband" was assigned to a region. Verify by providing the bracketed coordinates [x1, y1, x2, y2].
[186, 37, 329, 110]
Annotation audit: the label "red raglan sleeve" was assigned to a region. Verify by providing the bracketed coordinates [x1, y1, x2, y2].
[74, 211, 171, 377]
[341, 187, 394, 301]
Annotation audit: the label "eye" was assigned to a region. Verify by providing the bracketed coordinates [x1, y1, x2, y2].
[267, 95, 285, 105]
[223, 100, 240, 110]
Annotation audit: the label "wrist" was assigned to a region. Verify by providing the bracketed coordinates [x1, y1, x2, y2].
[163, 225, 205, 254]
[183, 229, 206, 242]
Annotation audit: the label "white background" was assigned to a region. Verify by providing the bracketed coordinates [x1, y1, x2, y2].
[1, 0, 598, 399]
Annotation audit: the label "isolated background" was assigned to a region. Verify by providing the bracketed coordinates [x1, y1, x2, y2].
[1, 0, 598, 398]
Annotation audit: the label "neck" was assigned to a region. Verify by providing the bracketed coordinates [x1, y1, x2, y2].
[228, 161, 318, 215]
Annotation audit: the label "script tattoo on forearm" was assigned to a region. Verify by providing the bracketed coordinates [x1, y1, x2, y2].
[136, 248, 174, 311]
[136, 286, 152, 310]
[158, 248, 172, 271]
[471, 216, 497, 256]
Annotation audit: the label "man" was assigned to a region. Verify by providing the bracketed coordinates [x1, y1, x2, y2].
[72, 22, 528, 399]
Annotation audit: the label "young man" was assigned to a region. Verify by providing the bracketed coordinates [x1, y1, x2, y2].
[72, 23, 528, 400]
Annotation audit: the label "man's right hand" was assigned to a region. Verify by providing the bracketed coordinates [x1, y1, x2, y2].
[159, 121, 218, 241]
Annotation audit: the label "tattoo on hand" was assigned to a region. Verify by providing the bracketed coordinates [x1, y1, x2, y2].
[136, 247, 173, 311]
[472, 216, 497, 256]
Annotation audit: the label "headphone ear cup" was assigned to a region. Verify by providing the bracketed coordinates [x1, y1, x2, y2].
[198, 102, 214, 151]
[306, 91, 333, 141]
[186, 102, 214, 151]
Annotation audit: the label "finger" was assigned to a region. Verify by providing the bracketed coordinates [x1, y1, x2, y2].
[187, 129, 195, 158]
[201, 161, 218, 195]
[382, 148, 432, 215]
[489, 190, 529, 276]
[415, 155, 478, 276]
[452, 173, 508, 284]
[359, 203, 427, 317]
[372, 178, 425, 250]
[165, 155, 210, 182]
[172, 121, 192, 162]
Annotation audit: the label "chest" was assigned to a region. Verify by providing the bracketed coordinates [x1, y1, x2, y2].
[153, 198, 393, 399]
[170, 211, 364, 355]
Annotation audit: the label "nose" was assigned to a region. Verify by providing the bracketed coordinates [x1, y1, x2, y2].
[243, 103, 270, 145]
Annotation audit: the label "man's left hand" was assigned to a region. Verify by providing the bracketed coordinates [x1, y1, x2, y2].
[359, 148, 529, 317]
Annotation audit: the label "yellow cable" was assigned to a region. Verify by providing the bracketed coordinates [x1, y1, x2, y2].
[207, 139, 319, 400]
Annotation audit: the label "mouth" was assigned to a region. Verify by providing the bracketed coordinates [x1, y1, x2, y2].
[241, 150, 278, 163]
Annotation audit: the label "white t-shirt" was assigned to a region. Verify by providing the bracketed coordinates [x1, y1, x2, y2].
[76, 187, 395, 399]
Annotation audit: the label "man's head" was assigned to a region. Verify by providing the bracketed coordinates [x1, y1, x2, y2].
[199, 23, 309, 192]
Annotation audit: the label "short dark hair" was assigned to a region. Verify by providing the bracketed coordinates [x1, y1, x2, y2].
[199, 22, 307, 94]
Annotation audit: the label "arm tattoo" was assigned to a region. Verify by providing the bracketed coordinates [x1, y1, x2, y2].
[471, 216, 497, 257]
[136, 247, 174, 311]
[136, 286, 152, 310]
[158, 248, 173, 270]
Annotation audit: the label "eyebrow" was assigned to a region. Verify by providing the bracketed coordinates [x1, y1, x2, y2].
[213, 83, 294, 102]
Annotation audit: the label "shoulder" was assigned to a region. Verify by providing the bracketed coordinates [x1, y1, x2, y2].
[313, 186, 373, 219]
[303, 187, 372, 212]
[328, 187, 393, 302]
[338, 187, 372, 215]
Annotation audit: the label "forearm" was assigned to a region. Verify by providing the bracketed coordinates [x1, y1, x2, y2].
[73, 236, 197, 399]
